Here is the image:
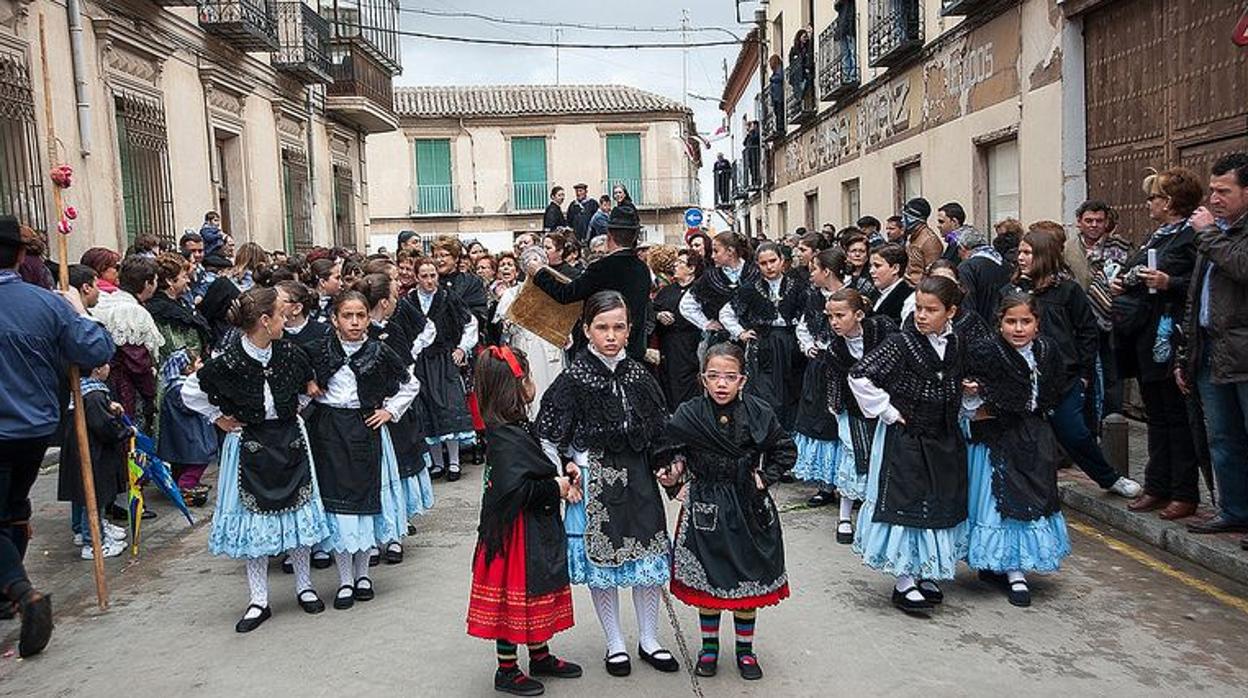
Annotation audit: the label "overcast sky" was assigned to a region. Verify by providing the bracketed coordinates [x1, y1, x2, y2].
[394, 0, 759, 211]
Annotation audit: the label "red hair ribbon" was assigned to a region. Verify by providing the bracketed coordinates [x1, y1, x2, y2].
[489, 345, 524, 378]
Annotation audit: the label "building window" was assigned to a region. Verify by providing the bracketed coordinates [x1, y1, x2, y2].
[0, 52, 46, 233]
[984, 139, 1020, 227]
[804, 190, 819, 231]
[776, 200, 788, 238]
[842, 178, 861, 226]
[114, 92, 175, 245]
[281, 149, 312, 253]
[510, 136, 547, 211]
[332, 164, 354, 248]
[605, 133, 643, 204]
[896, 161, 921, 211]
[412, 138, 453, 214]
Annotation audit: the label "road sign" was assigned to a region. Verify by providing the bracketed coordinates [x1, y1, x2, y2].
[684, 207, 704, 229]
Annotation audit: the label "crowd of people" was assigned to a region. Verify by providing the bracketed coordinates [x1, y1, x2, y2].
[0, 154, 1246, 689]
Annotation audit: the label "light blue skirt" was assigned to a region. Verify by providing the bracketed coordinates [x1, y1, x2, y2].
[853, 421, 968, 580]
[832, 412, 869, 501]
[425, 430, 477, 446]
[208, 421, 329, 559]
[564, 458, 670, 589]
[402, 453, 436, 519]
[792, 433, 843, 488]
[322, 426, 409, 554]
[966, 441, 1071, 573]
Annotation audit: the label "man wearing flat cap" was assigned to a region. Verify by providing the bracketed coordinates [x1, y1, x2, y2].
[567, 183, 599, 244]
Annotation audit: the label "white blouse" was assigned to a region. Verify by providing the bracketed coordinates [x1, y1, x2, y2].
[314, 339, 420, 420]
[183, 335, 276, 428]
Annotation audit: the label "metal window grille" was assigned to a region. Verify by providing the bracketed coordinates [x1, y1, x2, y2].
[282, 148, 313, 253]
[818, 9, 860, 102]
[114, 92, 176, 245]
[0, 52, 46, 233]
[868, 0, 923, 68]
[332, 164, 355, 248]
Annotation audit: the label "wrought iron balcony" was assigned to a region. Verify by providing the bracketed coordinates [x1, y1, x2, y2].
[600, 177, 698, 209]
[273, 2, 332, 84]
[941, 0, 994, 16]
[756, 92, 779, 142]
[322, 0, 402, 75]
[198, 0, 279, 52]
[818, 20, 860, 102]
[868, 0, 923, 69]
[785, 63, 817, 126]
[327, 37, 398, 133]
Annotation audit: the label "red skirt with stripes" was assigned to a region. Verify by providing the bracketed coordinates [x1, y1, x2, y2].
[467, 516, 574, 644]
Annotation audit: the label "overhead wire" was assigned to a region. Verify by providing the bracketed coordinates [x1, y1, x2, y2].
[367, 23, 747, 49]
[396, 5, 745, 40]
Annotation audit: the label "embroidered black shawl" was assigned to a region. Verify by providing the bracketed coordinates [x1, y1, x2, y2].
[195, 336, 313, 424]
[825, 315, 897, 415]
[308, 334, 409, 410]
[535, 351, 667, 454]
[850, 319, 964, 437]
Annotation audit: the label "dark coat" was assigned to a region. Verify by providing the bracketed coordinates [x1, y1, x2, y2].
[957, 253, 1012, 323]
[532, 248, 653, 361]
[543, 202, 566, 231]
[1115, 222, 1197, 383]
[1180, 212, 1248, 383]
[1000, 277, 1098, 393]
[567, 197, 599, 242]
[872, 281, 913, 324]
[58, 390, 129, 508]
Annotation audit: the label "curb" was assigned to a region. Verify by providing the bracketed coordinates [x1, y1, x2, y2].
[1059, 480, 1248, 587]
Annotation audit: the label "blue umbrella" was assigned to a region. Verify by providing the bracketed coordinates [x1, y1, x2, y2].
[123, 417, 195, 527]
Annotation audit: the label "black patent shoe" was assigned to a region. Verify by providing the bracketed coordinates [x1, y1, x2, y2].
[529, 654, 583, 679]
[333, 585, 355, 610]
[1008, 580, 1032, 608]
[695, 652, 718, 677]
[891, 586, 933, 614]
[807, 490, 835, 507]
[368, 547, 381, 567]
[234, 604, 271, 633]
[280, 555, 293, 574]
[736, 653, 763, 680]
[384, 542, 403, 564]
[297, 590, 325, 614]
[779, 470, 796, 484]
[447, 463, 463, 482]
[311, 550, 332, 569]
[429, 464, 446, 480]
[916, 579, 943, 605]
[354, 577, 375, 601]
[604, 652, 632, 677]
[494, 669, 545, 696]
[638, 645, 679, 672]
[835, 519, 854, 545]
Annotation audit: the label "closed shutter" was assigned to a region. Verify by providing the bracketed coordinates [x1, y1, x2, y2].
[413, 139, 453, 213]
[606, 133, 642, 203]
[511, 136, 547, 211]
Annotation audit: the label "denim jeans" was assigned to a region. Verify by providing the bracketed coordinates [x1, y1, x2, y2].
[1048, 382, 1121, 489]
[1196, 355, 1248, 524]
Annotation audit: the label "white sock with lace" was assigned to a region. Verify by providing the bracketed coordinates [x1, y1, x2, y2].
[838, 497, 854, 523]
[591, 587, 627, 659]
[1006, 570, 1027, 585]
[429, 444, 445, 469]
[895, 574, 924, 602]
[245, 558, 268, 617]
[633, 585, 666, 655]
[289, 546, 313, 594]
[334, 551, 354, 591]
[353, 550, 371, 584]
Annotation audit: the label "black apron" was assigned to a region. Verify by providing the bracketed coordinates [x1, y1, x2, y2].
[237, 417, 314, 514]
[583, 448, 669, 567]
[874, 423, 968, 529]
[970, 414, 1062, 521]
[306, 405, 382, 515]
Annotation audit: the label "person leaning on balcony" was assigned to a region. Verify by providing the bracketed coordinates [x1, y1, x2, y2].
[768, 55, 785, 131]
[900, 198, 942, 285]
[525, 202, 652, 361]
[544, 186, 567, 232]
[788, 27, 815, 101]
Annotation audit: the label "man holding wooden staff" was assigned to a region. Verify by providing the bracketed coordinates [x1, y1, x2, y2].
[0, 216, 114, 657]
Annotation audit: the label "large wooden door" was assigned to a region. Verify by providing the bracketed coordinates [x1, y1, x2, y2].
[1084, 0, 1248, 243]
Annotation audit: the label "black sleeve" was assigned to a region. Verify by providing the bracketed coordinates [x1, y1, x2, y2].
[760, 412, 797, 486]
[1065, 284, 1099, 383]
[532, 262, 604, 305]
[520, 477, 562, 511]
[85, 394, 132, 446]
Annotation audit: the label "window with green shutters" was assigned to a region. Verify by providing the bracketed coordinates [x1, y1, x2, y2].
[510, 136, 547, 211]
[412, 138, 454, 214]
[113, 93, 175, 244]
[606, 133, 642, 204]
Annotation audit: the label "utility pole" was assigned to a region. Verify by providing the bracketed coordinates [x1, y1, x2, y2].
[554, 28, 561, 85]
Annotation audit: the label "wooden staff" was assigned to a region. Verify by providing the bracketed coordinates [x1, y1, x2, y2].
[38, 13, 109, 610]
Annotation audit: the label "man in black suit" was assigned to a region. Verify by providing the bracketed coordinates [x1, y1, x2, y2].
[543, 186, 567, 231]
[566, 183, 598, 243]
[526, 202, 652, 360]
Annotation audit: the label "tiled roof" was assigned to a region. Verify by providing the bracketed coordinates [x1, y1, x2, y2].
[393, 84, 691, 118]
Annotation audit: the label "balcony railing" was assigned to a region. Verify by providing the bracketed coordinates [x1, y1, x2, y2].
[756, 92, 778, 142]
[510, 181, 549, 212]
[328, 39, 393, 111]
[198, 0, 279, 52]
[322, 0, 401, 75]
[941, 0, 993, 16]
[601, 177, 698, 209]
[732, 157, 759, 200]
[785, 63, 817, 126]
[272, 2, 332, 84]
[868, 0, 923, 69]
[818, 19, 860, 102]
[412, 183, 459, 215]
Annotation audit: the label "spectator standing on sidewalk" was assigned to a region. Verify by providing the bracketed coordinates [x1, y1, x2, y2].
[1115, 169, 1201, 521]
[544, 186, 567, 232]
[0, 215, 115, 657]
[1179, 153, 1248, 546]
[901, 198, 943, 285]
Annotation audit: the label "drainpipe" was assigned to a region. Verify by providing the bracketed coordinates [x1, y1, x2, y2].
[66, 0, 92, 155]
[306, 92, 318, 232]
[458, 117, 478, 213]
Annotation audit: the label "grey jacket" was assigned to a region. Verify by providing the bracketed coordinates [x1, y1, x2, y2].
[1181, 212, 1248, 384]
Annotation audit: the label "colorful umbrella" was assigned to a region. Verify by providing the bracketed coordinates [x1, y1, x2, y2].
[123, 417, 195, 554]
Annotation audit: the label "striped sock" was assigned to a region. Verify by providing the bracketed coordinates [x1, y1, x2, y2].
[496, 640, 518, 671]
[699, 608, 721, 660]
[527, 642, 550, 663]
[733, 609, 757, 657]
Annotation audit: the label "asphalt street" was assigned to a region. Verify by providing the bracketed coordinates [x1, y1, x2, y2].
[2, 466, 1247, 697]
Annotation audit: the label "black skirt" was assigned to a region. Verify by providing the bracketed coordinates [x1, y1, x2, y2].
[744, 327, 796, 423]
[305, 405, 382, 515]
[583, 448, 669, 567]
[873, 423, 968, 529]
[792, 354, 839, 441]
[413, 351, 474, 439]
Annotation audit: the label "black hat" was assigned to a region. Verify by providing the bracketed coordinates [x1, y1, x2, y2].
[0, 215, 21, 247]
[607, 202, 641, 231]
[903, 197, 931, 220]
[202, 253, 232, 271]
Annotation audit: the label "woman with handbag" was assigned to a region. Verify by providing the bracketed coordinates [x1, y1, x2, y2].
[1115, 168, 1202, 520]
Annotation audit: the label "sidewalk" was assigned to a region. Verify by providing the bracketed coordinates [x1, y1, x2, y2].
[1057, 420, 1248, 586]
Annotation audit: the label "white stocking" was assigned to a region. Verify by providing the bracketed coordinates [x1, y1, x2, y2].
[895, 574, 924, 602]
[590, 587, 626, 659]
[353, 550, 371, 583]
[289, 546, 312, 594]
[429, 444, 445, 469]
[838, 496, 855, 522]
[446, 440, 461, 467]
[633, 586, 664, 654]
[334, 551, 354, 588]
[245, 558, 268, 617]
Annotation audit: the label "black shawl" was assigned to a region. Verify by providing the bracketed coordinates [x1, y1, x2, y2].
[308, 334, 408, 411]
[411, 288, 471, 354]
[850, 319, 965, 437]
[196, 336, 313, 425]
[690, 262, 765, 322]
[479, 422, 569, 597]
[535, 350, 667, 455]
[825, 315, 897, 415]
[145, 293, 211, 352]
